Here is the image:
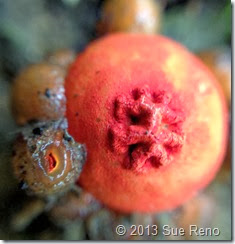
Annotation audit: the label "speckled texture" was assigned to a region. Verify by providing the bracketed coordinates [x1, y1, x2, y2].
[12, 119, 86, 196]
[66, 34, 228, 213]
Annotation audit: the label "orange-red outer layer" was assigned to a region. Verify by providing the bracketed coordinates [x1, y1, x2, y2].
[65, 34, 228, 213]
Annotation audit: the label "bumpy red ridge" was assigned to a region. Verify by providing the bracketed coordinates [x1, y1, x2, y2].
[108, 85, 185, 173]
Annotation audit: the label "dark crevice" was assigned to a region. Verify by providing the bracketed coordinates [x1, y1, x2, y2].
[145, 156, 162, 169]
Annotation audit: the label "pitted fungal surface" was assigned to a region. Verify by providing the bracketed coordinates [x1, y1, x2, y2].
[109, 85, 185, 173]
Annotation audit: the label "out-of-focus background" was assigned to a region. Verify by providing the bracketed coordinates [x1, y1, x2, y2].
[0, 0, 231, 240]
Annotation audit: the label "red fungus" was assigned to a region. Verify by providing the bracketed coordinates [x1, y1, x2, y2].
[65, 34, 228, 213]
[109, 85, 185, 173]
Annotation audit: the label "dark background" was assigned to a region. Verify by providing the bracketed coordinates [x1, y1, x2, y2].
[0, 0, 231, 240]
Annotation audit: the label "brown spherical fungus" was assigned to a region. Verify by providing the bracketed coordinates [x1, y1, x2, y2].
[97, 0, 162, 35]
[11, 63, 66, 125]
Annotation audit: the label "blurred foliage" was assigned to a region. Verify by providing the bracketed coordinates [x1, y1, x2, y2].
[162, 0, 231, 52]
[0, 0, 231, 240]
[0, 0, 231, 78]
[0, 0, 101, 77]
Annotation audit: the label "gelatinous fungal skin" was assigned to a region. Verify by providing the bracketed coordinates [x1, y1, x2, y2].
[12, 119, 86, 197]
[11, 63, 67, 125]
[65, 34, 228, 212]
[97, 0, 162, 35]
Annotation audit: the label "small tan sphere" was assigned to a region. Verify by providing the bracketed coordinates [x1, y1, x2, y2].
[11, 63, 66, 125]
[97, 0, 162, 35]
[46, 49, 76, 69]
